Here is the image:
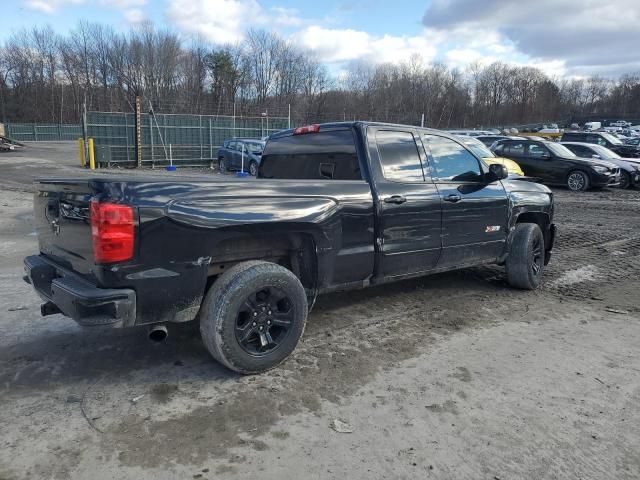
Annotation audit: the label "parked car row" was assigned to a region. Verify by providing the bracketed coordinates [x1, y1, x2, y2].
[488, 135, 640, 191]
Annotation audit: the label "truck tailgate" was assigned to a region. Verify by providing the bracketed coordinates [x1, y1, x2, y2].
[34, 180, 95, 275]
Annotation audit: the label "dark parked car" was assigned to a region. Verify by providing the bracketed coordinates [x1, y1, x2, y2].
[561, 142, 640, 189]
[561, 131, 640, 158]
[24, 122, 556, 373]
[218, 138, 266, 176]
[624, 137, 640, 146]
[476, 135, 511, 147]
[492, 138, 620, 191]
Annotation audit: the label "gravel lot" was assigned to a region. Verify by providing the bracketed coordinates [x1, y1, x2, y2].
[1, 143, 639, 480]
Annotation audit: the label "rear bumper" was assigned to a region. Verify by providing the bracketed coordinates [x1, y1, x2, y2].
[24, 255, 136, 327]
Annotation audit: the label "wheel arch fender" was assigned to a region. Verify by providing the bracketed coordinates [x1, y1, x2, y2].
[501, 206, 553, 264]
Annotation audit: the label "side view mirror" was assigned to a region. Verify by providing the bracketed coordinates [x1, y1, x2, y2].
[592, 154, 601, 159]
[541, 152, 550, 159]
[488, 163, 509, 181]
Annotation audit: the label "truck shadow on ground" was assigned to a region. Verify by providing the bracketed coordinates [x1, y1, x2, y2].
[0, 266, 508, 394]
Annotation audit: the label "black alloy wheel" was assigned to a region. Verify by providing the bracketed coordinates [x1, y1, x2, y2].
[235, 287, 294, 356]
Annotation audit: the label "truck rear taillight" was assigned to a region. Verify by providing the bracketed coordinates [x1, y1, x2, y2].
[90, 200, 134, 263]
[293, 124, 320, 135]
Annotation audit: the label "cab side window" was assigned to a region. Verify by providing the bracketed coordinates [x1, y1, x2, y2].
[424, 135, 483, 182]
[376, 130, 425, 183]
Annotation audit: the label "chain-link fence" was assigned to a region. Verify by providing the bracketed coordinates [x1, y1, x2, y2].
[6, 123, 81, 141]
[88, 111, 290, 167]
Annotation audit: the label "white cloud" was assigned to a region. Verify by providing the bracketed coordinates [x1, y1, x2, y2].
[124, 8, 146, 24]
[24, 0, 85, 13]
[23, 0, 148, 23]
[165, 0, 306, 44]
[269, 6, 304, 27]
[423, 0, 640, 76]
[294, 26, 437, 65]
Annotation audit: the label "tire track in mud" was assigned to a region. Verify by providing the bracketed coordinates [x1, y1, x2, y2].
[542, 188, 640, 305]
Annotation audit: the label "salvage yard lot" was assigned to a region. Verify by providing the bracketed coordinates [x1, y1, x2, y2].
[0, 143, 639, 479]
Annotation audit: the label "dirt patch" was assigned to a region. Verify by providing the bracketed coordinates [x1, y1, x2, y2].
[1, 148, 640, 479]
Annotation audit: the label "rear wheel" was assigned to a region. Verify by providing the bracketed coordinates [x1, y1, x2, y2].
[218, 157, 227, 173]
[506, 223, 545, 290]
[249, 160, 258, 176]
[199, 261, 308, 374]
[567, 170, 589, 191]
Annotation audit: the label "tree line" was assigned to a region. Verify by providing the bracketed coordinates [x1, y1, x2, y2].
[1, 22, 640, 129]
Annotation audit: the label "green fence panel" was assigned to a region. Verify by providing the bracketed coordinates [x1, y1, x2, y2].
[87, 111, 289, 167]
[6, 123, 81, 141]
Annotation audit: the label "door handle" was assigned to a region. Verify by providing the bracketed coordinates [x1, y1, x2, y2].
[444, 194, 462, 203]
[383, 195, 407, 204]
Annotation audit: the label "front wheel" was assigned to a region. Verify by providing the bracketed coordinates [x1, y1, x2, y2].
[618, 171, 631, 189]
[199, 261, 308, 374]
[567, 170, 589, 191]
[218, 157, 227, 173]
[249, 160, 258, 176]
[506, 223, 545, 290]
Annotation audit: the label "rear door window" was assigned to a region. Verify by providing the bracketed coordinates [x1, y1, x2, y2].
[505, 142, 525, 156]
[587, 135, 607, 146]
[376, 130, 425, 183]
[260, 129, 361, 180]
[424, 134, 483, 182]
[567, 144, 591, 157]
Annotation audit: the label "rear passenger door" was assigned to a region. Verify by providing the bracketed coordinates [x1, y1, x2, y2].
[369, 128, 442, 277]
[423, 134, 508, 267]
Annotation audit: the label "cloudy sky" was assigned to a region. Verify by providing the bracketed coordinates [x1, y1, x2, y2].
[6, 0, 640, 77]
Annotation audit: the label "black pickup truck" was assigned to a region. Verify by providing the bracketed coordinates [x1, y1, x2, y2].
[24, 122, 556, 373]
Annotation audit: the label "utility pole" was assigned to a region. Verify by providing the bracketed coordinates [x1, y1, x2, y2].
[82, 95, 89, 166]
[135, 96, 142, 167]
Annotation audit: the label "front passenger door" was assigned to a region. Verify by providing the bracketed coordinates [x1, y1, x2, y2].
[423, 134, 508, 267]
[525, 143, 555, 182]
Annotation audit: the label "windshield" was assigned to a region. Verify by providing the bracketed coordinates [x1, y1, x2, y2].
[461, 139, 496, 158]
[243, 141, 265, 153]
[600, 132, 623, 145]
[547, 143, 576, 157]
[590, 144, 620, 158]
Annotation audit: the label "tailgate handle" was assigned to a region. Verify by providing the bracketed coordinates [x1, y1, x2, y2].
[384, 195, 407, 204]
[444, 194, 462, 203]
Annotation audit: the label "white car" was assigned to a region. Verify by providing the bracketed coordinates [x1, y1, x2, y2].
[610, 120, 631, 128]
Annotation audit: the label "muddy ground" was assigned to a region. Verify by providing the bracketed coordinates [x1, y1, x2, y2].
[0, 143, 639, 479]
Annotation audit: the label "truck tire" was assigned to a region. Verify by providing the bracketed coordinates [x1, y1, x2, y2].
[199, 260, 308, 374]
[619, 171, 631, 189]
[566, 170, 589, 191]
[506, 223, 545, 290]
[249, 160, 258, 176]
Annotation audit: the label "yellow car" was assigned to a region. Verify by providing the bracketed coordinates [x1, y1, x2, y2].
[484, 156, 525, 177]
[459, 137, 525, 176]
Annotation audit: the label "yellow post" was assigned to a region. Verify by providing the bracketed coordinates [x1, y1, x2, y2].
[78, 138, 85, 167]
[88, 138, 96, 170]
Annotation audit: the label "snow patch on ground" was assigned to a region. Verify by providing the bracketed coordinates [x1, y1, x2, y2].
[551, 265, 599, 286]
